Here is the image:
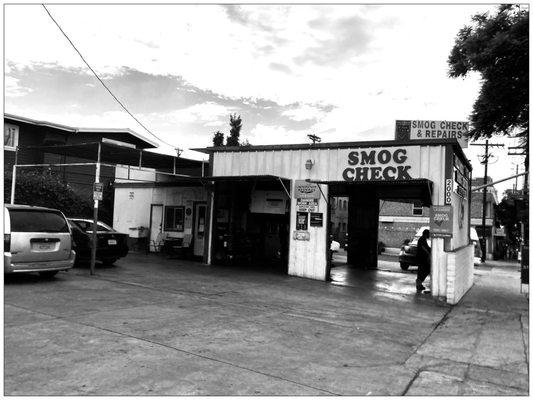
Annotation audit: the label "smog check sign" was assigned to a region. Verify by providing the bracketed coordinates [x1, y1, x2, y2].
[340, 147, 420, 182]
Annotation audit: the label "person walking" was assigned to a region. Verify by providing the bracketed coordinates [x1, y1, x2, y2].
[416, 229, 431, 292]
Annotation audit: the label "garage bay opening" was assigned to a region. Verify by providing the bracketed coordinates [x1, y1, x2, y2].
[328, 180, 433, 293]
[211, 176, 291, 274]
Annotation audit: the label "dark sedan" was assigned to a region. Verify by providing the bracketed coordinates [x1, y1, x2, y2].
[68, 218, 129, 265]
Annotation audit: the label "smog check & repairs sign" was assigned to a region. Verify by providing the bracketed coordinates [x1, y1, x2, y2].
[395, 120, 469, 148]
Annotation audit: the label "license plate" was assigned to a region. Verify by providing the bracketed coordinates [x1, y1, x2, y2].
[108, 239, 117, 245]
[39, 243, 52, 250]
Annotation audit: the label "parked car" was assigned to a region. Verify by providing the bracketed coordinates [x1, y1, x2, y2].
[330, 240, 340, 252]
[4, 204, 76, 277]
[399, 226, 481, 270]
[68, 219, 129, 265]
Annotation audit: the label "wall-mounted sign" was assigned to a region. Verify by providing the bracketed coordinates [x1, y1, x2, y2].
[295, 180, 320, 199]
[453, 154, 469, 199]
[494, 227, 506, 237]
[93, 182, 103, 201]
[395, 120, 469, 148]
[296, 211, 309, 230]
[340, 147, 420, 182]
[445, 179, 453, 205]
[310, 212, 323, 227]
[293, 230, 310, 241]
[430, 205, 453, 238]
[297, 198, 319, 212]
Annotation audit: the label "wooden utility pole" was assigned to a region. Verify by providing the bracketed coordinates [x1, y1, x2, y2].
[471, 140, 505, 262]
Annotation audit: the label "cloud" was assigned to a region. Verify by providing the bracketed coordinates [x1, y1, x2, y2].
[221, 5, 275, 32]
[294, 15, 373, 66]
[281, 104, 332, 122]
[5, 61, 336, 153]
[5, 76, 33, 97]
[269, 62, 292, 74]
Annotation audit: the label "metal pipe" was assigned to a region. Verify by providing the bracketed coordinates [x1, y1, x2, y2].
[90, 143, 102, 276]
[14, 162, 194, 178]
[472, 171, 529, 191]
[10, 147, 18, 204]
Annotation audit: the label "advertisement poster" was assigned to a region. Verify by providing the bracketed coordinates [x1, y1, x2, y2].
[430, 205, 454, 238]
[296, 211, 309, 230]
[310, 213, 323, 227]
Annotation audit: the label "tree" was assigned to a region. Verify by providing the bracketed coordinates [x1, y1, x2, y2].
[4, 169, 93, 218]
[226, 113, 242, 147]
[212, 130, 225, 147]
[448, 5, 528, 154]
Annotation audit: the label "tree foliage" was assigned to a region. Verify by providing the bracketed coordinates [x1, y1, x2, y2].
[226, 113, 242, 147]
[211, 114, 250, 147]
[4, 169, 94, 218]
[212, 130, 225, 147]
[448, 5, 528, 148]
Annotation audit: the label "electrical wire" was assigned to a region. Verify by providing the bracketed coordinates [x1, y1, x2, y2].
[41, 4, 177, 150]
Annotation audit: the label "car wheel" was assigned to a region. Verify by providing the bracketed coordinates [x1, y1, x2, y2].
[400, 262, 409, 271]
[102, 258, 117, 266]
[39, 271, 58, 278]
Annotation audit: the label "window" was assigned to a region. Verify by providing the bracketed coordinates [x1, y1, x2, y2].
[412, 202, 423, 216]
[164, 206, 185, 231]
[343, 200, 347, 210]
[10, 210, 68, 233]
[342, 222, 347, 231]
[4, 123, 19, 150]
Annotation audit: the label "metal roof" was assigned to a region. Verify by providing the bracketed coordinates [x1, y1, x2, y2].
[193, 139, 472, 171]
[5, 113, 159, 149]
[202, 174, 290, 182]
[19, 142, 204, 171]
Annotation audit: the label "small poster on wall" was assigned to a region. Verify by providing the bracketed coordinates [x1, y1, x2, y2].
[430, 205, 453, 238]
[310, 213, 323, 227]
[296, 211, 308, 230]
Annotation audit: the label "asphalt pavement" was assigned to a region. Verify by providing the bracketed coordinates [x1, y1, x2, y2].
[4, 253, 529, 395]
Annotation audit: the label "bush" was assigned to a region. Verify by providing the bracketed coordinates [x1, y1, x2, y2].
[4, 169, 93, 218]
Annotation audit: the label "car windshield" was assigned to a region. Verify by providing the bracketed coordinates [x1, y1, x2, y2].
[70, 220, 112, 232]
[10, 210, 69, 233]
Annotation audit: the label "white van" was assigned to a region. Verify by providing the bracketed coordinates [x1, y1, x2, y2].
[4, 204, 76, 277]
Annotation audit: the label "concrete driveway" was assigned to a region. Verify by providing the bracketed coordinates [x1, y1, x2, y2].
[4, 254, 527, 395]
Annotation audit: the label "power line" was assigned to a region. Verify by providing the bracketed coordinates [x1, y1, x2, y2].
[41, 4, 176, 149]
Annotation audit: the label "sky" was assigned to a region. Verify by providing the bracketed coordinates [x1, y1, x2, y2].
[4, 3, 526, 198]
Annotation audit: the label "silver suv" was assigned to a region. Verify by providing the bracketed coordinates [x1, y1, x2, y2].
[4, 204, 76, 277]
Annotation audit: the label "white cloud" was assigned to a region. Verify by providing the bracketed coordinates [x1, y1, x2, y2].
[5, 76, 32, 97]
[247, 124, 307, 146]
[281, 105, 324, 122]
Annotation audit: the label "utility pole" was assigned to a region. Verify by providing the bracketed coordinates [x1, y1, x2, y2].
[508, 144, 528, 266]
[471, 140, 505, 263]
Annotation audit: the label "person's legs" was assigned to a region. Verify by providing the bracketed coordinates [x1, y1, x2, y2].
[416, 263, 430, 291]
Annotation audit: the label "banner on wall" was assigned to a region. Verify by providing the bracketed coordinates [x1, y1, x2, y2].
[395, 120, 469, 148]
[430, 205, 454, 238]
[295, 180, 320, 199]
[340, 146, 420, 182]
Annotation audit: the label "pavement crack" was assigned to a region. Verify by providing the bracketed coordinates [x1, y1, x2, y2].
[519, 313, 529, 367]
[401, 369, 421, 395]
[402, 305, 453, 364]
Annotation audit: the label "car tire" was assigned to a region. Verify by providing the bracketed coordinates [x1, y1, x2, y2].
[102, 258, 117, 266]
[400, 262, 409, 271]
[39, 271, 58, 278]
